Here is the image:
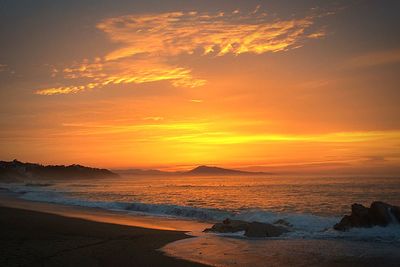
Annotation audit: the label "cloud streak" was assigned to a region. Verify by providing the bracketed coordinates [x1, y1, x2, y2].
[36, 9, 327, 95]
[347, 48, 400, 69]
[0, 64, 8, 72]
[58, 120, 400, 146]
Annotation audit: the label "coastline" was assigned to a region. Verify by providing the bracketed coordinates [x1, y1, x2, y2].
[1, 190, 400, 267]
[0, 204, 208, 266]
[0, 192, 211, 232]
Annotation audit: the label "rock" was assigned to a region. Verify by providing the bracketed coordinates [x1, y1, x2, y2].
[351, 203, 369, 218]
[369, 201, 392, 226]
[203, 219, 248, 233]
[204, 218, 290, 237]
[245, 222, 289, 238]
[334, 201, 400, 231]
[334, 204, 372, 230]
[334, 215, 353, 231]
[273, 219, 293, 228]
[391, 206, 400, 222]
[351, 203, 372, 227]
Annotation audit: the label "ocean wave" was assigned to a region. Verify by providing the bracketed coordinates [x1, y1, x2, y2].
[125, 202, 232, 220]
[24, 182, 53, 187]
[1, 183, 399, 242]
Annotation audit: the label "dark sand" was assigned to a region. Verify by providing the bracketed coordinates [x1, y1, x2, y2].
[0, 206, 207, 267]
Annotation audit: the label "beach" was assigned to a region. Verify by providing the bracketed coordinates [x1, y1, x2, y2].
[0, 203, 207, 267]
[1, 175, 400, 266]
[2, 0, 400, 266]
[1, 193, 400, 267]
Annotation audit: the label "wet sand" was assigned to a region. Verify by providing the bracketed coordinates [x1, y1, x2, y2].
[1, 194, 399, 267]
[0, 206, 207, 267]
[163, 229, 400, 267]
[0, 193, 211, 232]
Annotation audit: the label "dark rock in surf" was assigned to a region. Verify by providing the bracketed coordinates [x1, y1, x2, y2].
[334, 201, 400, 231]
[369, 201, 394, 226]
[245, 221, 289, 238]
[273, 219, 293, 228]
[203, 218, 248, 233]
[204, 218, 289, 237]
[391, 206, 400, 222]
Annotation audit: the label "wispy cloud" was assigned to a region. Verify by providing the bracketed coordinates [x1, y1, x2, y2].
[36, 58, 204, 95]
[59, 121, 210, 136]
[143, 116, 164, 121]
[347, 48, 400, 69]
[36, 9, 328, 95]
[0, 64, 8, 72]
[161, 130, 400, 145]
[59, 120, 400, 146]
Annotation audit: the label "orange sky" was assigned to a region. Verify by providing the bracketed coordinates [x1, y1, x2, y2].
[1, 1, 400, 174]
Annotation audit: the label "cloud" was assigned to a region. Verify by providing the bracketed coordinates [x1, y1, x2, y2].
[363, 155, 387, 163]
[0, 64, 8, 72]
[347, 49, 400, 69]
[307, 30, 326, 39]
[161, 130, 400, 145]
[59, 121, 210, 136]
[59, 120, 400, 146]
[36, 58, 204, 95]
[36, 9, 327, 95]
[143, 116, 164, 121]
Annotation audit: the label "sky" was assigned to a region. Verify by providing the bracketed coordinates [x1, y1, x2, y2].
[1, 0, 400, 174]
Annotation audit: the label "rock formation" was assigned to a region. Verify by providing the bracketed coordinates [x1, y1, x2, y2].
[204, 218, 289, 237]
[334, 201, 400, 231]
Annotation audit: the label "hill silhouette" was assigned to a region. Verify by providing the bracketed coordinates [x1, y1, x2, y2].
[114, 165, 272, 176]
[186, 165, 271, 175]
[0, 160, 118, 181]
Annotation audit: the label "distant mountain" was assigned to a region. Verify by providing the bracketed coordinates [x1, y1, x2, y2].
[0, 160, 119, 181]
[185, 165, 271, 176]
[114, 165, 273, 176]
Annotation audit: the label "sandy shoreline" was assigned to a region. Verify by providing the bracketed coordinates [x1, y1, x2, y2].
[1, 193, 400, 267]
[0, 205, 208, 266]
[0, 192, 211, 232]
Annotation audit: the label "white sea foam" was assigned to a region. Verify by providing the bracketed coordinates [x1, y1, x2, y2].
[1, 182, 399, 242]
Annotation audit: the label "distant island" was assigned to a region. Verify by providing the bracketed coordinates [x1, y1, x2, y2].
[186, 165, 271, 175]
[114, 165, 273, 176]
[0, 161, 272, 181]
[0, 160, 118, 181]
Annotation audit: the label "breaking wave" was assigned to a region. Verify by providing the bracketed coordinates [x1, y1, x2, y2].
[2, 183, 400, 242]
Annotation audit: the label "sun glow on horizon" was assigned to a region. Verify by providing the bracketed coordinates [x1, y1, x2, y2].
[1, 2, 400, 175]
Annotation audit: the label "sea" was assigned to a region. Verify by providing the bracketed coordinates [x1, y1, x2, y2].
[1, 174, 400, 266]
